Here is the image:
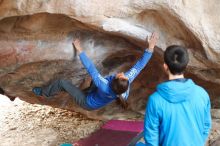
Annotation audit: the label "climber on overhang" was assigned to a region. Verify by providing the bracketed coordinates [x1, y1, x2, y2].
[32, 32, 158, 110]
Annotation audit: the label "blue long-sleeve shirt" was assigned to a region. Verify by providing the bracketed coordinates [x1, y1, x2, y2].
[79, 50, 152, 110]
[142, 79, 211, 146]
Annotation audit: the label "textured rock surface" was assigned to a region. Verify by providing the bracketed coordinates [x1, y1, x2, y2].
[0, 0, 220, 119]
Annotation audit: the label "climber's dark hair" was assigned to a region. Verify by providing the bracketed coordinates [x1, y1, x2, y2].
[111, 77, 129, 109]
[0, 87, 5, 95]
[164, 45, 189, 75]
[111, 77, 129, 95]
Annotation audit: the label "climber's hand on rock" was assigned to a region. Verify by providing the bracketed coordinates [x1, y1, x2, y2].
[72, 39, 83, 53]
[146, 32, 159, 52]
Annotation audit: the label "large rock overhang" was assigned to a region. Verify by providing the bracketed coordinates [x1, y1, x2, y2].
[0, 1, 220, 119]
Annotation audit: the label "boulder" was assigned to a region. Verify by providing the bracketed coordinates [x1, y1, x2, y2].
[0, 0, 220, 119]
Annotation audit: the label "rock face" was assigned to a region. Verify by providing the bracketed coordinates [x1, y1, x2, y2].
[0, 0, 220, 119]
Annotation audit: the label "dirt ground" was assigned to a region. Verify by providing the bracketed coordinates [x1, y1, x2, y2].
[0, 95, 220, 146]
[0, 96, 103, 146]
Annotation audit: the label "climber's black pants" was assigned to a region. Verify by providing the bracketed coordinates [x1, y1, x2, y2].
[42, 79, 93, 110]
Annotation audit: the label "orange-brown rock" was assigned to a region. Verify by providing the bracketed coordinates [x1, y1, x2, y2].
[0, 0, 220, 119]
